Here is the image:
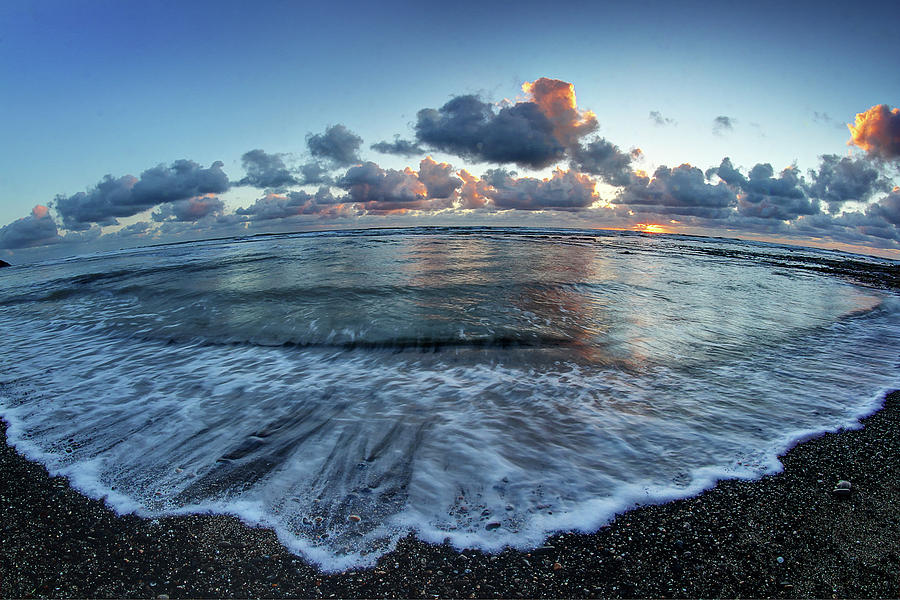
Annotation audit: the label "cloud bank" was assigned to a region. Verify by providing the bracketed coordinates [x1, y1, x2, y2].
[3, 77, 900, 260]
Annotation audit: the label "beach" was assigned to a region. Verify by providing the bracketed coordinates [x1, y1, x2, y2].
[2, 390, 898, 598]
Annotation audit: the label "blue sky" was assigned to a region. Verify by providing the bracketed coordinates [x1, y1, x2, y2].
[1, 0, 899, 262]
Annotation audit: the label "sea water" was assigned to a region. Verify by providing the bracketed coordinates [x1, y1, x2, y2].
[0, 227, 898, 570]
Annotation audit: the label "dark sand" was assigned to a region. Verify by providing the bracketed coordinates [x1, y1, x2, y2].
[0, 392, 898, 598]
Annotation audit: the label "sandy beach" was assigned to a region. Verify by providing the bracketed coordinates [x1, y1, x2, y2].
[0, 391, 898, 598]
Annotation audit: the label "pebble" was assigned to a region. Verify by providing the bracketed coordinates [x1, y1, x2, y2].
[485, 521, 501, 531]
[348, 514, 361, 522]
[777, 556, 784, 564]
[833, 480, 852, 496]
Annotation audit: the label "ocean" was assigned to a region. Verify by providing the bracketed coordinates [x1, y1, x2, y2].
[1, 226, 898, 571]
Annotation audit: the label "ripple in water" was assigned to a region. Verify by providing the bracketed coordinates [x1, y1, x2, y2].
[0, 228, 898, 570]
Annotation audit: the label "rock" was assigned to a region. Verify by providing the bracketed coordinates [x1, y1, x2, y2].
[485, 521, 501, 531]
[552, 562, 563, 570]
[833, 480, 852, 496]
[0, 260, 10, 268]
[348, 514, 361, 522]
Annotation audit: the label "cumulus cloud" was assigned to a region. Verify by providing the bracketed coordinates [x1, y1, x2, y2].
[337, 161, 440, 213]
[713, 116, 735, 136]
[708, 158, 818, 221]
[570, 138, 639, 187]
[0, 205, 60, 249]
[649, 111, 675, 126]
[615, 164, 736, 219]
[238, 149, 298, 189]
[483, 168, 598, 211]
[152, 195, 225, 222]
[417, 157, 461, 199]
[456, 169, 490, 209]
[54, 174, 138, 230]
[806, 154, 890, 212]
[307, 125, 363, 167]
[866, 188, 900, 226]
[371, 137, 425, 157]
[236, 188, 342, 221]
[55, 160, 229, 230]
[411, 78, 599, 170]
[848, 104, 900, 160]
[520, 78, 598, 148]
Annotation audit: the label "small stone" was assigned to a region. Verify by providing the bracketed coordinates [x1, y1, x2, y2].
[552, 562, 563, 570]
[776, 556, 784, 564]
[156, 595, 170, 600]
[348, 514, 361, 522]
[485, 521, 501, 531]
[835, 480, 852, 489]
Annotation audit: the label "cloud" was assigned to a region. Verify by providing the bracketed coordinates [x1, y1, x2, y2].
[236, 188, 342, 221]
[848, 104, 900, 160]
[0, 205, 60, 249]
[152, 195, 225, 222]
[713, 115, 735, 136]
[866, 188, 900, 226]
[483, 168, 598, 211]
[307, 124, 363, 167]
[708, 158, 818, 220]
[520, 78, 598, 148]
[54, 174, 138, 230]
[112, 221, 154, 239]
[237, 149, 299, 189]
[649, 111, 675, 126]
[570, 138, 639, 187]
[456, 169, 490, 209]
[371, 137, 425, 157]
[411, 78, 599, 170]
[417, 157, 461, 199]
[337, 161, 440, 213]
[55, 160, 229, 230]
[805, 154, 890, 212]
[615, 164, 736, 219]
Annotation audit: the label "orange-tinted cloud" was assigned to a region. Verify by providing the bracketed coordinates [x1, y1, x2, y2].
[32, 205, 50, 219]
[456, 170, 490, 209]
[848, 104, 900, 159]
[522, 77, 598, 148]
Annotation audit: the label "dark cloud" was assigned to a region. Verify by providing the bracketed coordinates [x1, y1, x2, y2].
[371, 137, 425, 157]
[806, 154, 890, 212]
[55, 160, 229, 230]
[337, 161, 430, 212]
[238, 149, 298, 189]
[236, 188, 341, 221]
[0, 205, 60, 249]
[791, 211, 899, 247]
[131, 160, 229, 205]
[298, 161, 332, 185]
[713, 116, 735, 136]
[415, 95, 565, 169]
[54, 174, 138, 230]
[848, 104, 900, 160]
[152, 195, 225, 222]
[570, 138, 638, 187]
[649, 111, 675, 126]
[708, 158, 817, 220]
[615, 164, 736, 219]
[866, 188, 900, 226]
[418, 157, 461, 199]
[483, 168, 598, 211]
[307, 124, 363, 167]
[411, 78, 599, 170]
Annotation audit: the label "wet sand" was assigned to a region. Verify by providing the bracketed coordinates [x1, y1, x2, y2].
[1, 391, 899, 598]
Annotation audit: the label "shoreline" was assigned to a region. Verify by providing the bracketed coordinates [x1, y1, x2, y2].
[2, 392, 899, 598]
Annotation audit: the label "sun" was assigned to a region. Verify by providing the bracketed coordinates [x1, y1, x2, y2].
[636, 223, 667, 234]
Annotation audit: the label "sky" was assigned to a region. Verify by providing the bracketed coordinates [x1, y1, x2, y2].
[1, 0, 899, 263]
